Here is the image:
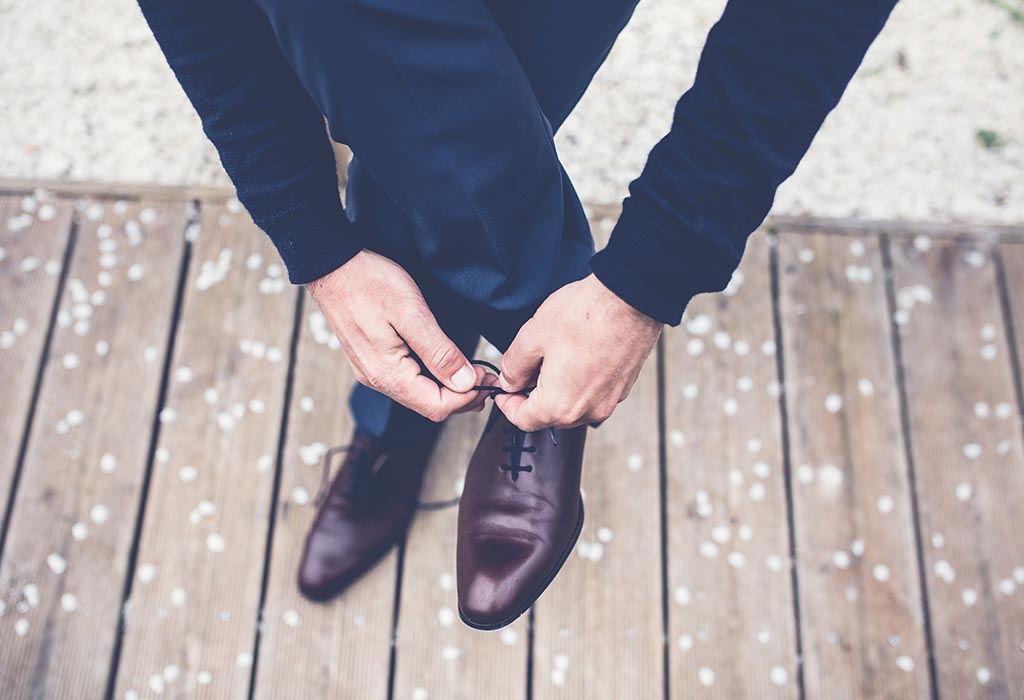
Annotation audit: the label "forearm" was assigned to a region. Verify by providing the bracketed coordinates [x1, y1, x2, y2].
[138, 0, 362, 283]
[591, 0, 898, 325]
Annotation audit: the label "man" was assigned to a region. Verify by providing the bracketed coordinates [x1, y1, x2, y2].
[139, 0, 896, 629]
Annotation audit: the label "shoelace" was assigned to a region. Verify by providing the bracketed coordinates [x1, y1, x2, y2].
[471, 360, 557, 482]
[313, 359, 556, 506]
[313, 442, 388, 508]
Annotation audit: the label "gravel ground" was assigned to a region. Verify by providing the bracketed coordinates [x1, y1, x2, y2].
[2, 0, 1022, 224]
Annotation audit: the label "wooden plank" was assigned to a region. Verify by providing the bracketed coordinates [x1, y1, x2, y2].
[391, 381, 527, 700]
[999, 240, 1024, 423]
[0, 179, 237, 204]
[0, 199, 188, 699]
[0, 194, 74, 510]
[112, 204, 297, 699]
[891, 237, 1024, 697]
[779, 231, 931, 697]
[583, 203, 1024, 243]
[531, 355, 662, 699]
[659, 232, 799, 697]
[525, 216, 662, 699]
[252, 299, 396, 699]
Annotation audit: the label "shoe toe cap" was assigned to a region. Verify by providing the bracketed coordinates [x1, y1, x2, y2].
[297, 529, 374, 601]
[457, 535, 549, 629]
[298, 550, 357, 601]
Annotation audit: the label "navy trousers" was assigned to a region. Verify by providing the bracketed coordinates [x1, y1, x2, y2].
[255, 0, 640, 442]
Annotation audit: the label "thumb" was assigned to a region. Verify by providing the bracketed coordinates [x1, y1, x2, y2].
[396, 306, 475, 392]
[500, 323, 543, 392]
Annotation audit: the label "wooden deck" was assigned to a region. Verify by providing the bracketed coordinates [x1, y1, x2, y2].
[1, 186, 1024, 699]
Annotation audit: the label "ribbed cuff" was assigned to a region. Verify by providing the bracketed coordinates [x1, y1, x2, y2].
[253, 185, 363, 285]
[590, 199, 739, 326]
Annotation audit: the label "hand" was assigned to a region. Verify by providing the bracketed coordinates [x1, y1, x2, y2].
[495, 274, 663, 431]
[308, 250, 493, 421]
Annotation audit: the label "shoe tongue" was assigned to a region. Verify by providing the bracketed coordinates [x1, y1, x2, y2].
[485, 402, 523, 436]
[332, 438, 385, 502]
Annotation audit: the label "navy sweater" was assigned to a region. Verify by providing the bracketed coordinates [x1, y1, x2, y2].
[138, 0, 896, 325]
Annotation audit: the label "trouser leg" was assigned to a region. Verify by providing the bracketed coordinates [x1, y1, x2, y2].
[334, 0, 642, 349]
[258, 0, 638, 436]
[348, 277, 481, 444]
[257, 0, 597, 345]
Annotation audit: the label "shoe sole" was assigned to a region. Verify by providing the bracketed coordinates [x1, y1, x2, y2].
[458, 496, 585, 631]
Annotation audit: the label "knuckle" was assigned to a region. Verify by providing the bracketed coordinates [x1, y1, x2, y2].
[500, 365, 518, 384]
[405, 302, 432, 327]
[520, 334, 541, 357]
[428, 342, 461, 372]
[512, 417, 535, 432]
[350, 364, 369, 386]
[425, 406, 448, 423]
[557, 405, 584, 427]
[363, 366, 388, 390]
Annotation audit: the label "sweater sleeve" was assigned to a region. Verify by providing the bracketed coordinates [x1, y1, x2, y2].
[137, 0, 362, 284]
[590, 0, 898, 325]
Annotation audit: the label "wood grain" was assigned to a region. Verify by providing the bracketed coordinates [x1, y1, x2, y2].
[112, 203, 297, 699]
[523, 214, 663, 699]
[998, 240, 1024, 415]
[0, 194, 74, 509]
[890, 236, 1024, 698]
[779, 231, 930, 698]
[391, 402, 527, 700]
[0, 199, 188, 699]
[3, 187, 1024, 698]
[660, 232, 799, 698]
[531, 357, 663, 699]
[252, 298, 397, 700]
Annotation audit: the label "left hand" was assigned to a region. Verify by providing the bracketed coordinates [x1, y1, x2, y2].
[495, 274, 663, 431]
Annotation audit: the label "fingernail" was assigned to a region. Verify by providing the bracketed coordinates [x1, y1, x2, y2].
[451, 365, 475, 391]
[499, 374, 512, 392]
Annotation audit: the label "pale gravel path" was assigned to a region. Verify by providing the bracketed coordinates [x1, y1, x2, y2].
[2, 0, 1022, 224]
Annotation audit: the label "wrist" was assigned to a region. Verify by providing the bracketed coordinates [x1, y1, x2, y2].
[306, 248, 368, 298]
[587, 273, 663, 331]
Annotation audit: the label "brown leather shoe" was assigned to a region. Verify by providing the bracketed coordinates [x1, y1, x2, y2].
[456, 405, 586, 629]
[298, 431, 433, 601]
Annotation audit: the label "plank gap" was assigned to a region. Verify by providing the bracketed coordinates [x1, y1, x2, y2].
[768, 231, 807, 700]
[992, 245, 1024, 462]
[102, 202, 196, 700]
[879, 234, 945, 700]
[386, 536, 408, 700]
[526, 607, 535, 700]
[656, 334, 671, 700]
[247, 288, 305, 700]
[0, 209, 78, 560]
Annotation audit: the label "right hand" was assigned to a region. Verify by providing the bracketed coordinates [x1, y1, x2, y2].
[307, 249, 493, 421]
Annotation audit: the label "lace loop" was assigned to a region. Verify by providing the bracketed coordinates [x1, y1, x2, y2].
[313, 442, 387, 507]
[315, 445, 350, 507]
[469, 359, 558, 481]
[313, 358, 557, 504]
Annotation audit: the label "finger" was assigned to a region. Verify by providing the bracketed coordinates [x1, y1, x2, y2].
[454, 392, 488, 414]
[494, 392, 530, 428]
[481, 370, 501, 386]
[500, 323, 543, 393]
[391, 355, 484, 421]
[455, 388, 490, 414]
[495, 388, 555, 432]
[394, 306, 476, 392]
[453, 366, 496, 414]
